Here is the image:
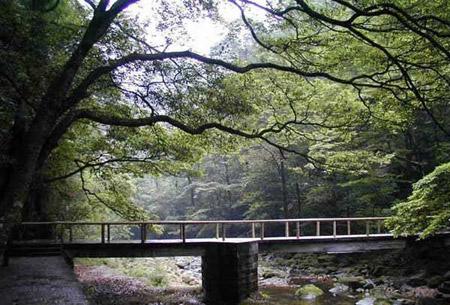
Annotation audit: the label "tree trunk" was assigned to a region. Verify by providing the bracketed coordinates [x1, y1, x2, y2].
[280, 160, 289, 219]
[224, 161, 233, 214]
[295, 182, 301, 218]
[187, 176, 195, 209]
[0, 112, 54, 241]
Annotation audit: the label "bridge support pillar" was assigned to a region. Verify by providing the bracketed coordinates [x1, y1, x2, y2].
[202, 241, 258, 305]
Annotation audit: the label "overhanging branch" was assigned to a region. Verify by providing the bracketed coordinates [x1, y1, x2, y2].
[74, 108, 319, 165]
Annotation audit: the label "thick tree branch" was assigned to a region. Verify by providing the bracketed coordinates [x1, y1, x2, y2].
[65, 50, 388, 110]
[46, 156, 159, 183]
[72, 108, 321, 164]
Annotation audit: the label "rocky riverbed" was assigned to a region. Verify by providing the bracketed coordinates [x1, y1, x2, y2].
[256, 246, 450, 305]
[74, 257, 204, 305]
[74, 244, 450, 305]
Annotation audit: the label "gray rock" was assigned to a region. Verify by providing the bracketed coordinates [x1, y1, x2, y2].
[356, 296, 376, 305]
[393, 299, 415, 305]
[329, 283, 349, 295]
[364, 279, 376, 289]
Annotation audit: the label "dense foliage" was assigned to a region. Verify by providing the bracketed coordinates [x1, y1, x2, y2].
[386, 162, 450, 238]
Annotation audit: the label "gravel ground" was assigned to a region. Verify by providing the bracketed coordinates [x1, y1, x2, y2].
[0, 256, 90, 305]
[75, 264, 204, 305]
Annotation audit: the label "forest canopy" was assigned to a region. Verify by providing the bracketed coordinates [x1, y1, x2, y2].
[0, 0, 449, 241]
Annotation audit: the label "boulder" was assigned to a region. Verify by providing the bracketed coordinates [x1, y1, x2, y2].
[337, 276, 365, 290]
[295, 284, 324, 299]
[329, 283, 349, 295]
[364, 279, 376, 290]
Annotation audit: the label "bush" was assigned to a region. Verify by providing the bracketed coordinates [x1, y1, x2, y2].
[386, 162, 450, 238]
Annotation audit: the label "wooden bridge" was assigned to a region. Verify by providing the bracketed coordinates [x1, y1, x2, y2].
[4, 217, 450, 305]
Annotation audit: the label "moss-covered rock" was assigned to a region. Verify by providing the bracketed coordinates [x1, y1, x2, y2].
[294, 284, 324, 299]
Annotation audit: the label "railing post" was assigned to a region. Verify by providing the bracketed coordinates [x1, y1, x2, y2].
[260, 222, 265, 240]
[140, 223, 147, 243]
[54, 224, 58, 242]
[347, 220, 351, 235]
[181, 224, 186, 243]
[58, 224, 64, 243]
[285, 222, 289, 237]
[316, 221, 320, 236]
[18, 224, 24, 241]
[251, 223, 256, 238]
[69, 225, 73, 243]
[101, 224, 105, 244]
[366, 221, 370, 236]
[221, 223, 226, 241]
[107, 224, 111, 243]
[296, 221, 300, 239]
[216, 223, 220, 239]
[377, 220, 381, 234]
[333, 221, 337, 238]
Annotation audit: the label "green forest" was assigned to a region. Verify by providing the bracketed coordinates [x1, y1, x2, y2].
[1, 0, 450, 243]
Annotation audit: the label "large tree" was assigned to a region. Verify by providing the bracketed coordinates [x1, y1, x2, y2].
[0, 0, 449, 244]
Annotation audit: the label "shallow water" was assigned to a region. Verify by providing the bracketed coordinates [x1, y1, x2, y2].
[244, 281, 358, 305]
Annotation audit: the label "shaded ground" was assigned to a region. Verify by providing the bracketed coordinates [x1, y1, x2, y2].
[0, 256, 90, 305]
[75, 263, 203, 305]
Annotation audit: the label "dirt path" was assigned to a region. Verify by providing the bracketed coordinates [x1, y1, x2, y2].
[0, 256, 90, 305]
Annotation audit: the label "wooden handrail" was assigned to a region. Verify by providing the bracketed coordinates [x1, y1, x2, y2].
[14, 217, 388, 226]
[8, 217, 391, 244]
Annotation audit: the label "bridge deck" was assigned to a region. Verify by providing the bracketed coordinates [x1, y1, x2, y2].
[9, 233, 412, 257]
[26, 233, 393, 243]
[6, 218, 449, 257]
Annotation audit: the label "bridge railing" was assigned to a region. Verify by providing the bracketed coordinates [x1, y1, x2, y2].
[11, 217, 389, 244]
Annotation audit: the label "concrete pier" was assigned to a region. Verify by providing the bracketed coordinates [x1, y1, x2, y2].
[202, 241, 259, 305]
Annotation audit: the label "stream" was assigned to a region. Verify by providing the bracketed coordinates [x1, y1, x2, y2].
[246, 286, 356, 305]
[74, 251, 450, 305]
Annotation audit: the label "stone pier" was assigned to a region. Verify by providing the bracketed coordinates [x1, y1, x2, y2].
[202, 241, 259, 305]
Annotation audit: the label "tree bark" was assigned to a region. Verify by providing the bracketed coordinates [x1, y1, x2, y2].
[280, 160, 289, 219]
[187, 176, 196, 210]
[295, 182, 301, 218]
